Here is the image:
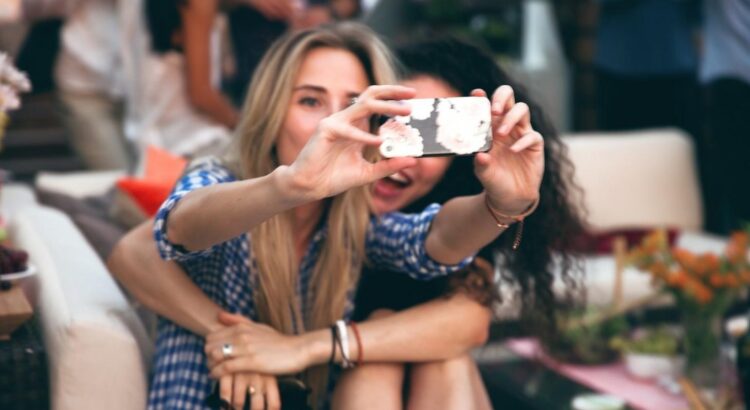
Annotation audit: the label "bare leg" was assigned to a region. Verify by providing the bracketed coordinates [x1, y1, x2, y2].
[331, 309, 405, 410]
[406, 354, 493, 410]
[331, 362, 405, 410]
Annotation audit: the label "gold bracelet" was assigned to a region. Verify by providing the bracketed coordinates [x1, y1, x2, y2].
[484, 195, 540, 250]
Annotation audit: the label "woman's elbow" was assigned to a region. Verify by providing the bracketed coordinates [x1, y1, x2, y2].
[107, 236, 134, 283]
[460, 302, 492, 347]
[466, 312, 491, 347]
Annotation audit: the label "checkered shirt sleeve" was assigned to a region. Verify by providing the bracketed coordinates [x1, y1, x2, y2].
[153, 159, 237, 262]
[366, 203, 474, 280]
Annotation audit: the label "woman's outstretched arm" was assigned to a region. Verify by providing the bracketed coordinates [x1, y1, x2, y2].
[107, 219, 223, 336]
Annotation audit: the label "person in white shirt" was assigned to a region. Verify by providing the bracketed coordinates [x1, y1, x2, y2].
[55, 0, 133, 170]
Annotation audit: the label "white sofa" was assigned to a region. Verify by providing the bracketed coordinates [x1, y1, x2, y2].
[1, 127, 726, 408]
[3, 184, 152, 410]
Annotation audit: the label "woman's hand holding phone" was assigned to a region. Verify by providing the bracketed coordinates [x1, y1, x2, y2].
[473, 85, 544, 215]
[282, 84, 418, 202]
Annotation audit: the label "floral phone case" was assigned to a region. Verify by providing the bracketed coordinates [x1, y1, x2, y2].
[378, 96, 492, 158]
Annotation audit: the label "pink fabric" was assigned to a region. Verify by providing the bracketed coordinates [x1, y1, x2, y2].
[506, 339, 688, 410]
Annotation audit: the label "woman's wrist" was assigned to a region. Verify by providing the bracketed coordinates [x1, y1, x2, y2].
[485, 192, 537, 219]
[298, 328, 333, 367]
[270, 165, 317, 206]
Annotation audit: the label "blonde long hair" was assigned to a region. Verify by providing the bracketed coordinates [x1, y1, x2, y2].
[226, 23, 398, 404]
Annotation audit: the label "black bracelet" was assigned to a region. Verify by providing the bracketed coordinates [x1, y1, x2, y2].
[328, 325, 338, 365]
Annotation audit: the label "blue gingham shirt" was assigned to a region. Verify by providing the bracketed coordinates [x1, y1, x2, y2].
[148, 159, 472, 409]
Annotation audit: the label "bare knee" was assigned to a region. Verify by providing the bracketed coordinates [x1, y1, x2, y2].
[407, 355, 491, 410]
[332, 362, 405, 410]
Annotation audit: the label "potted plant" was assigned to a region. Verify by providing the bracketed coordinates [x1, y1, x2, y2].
[544, 307, 629, 365]
[610, 326, 683, 380]
[627, 229, 750, 391]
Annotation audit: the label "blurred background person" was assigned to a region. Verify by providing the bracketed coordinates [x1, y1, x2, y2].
[55, 0, 132, 170]
[593, 0, 701, 135]
[226, 0, 346, 105]
[701, 0, 750, 234]
[120, 0, 236, 163]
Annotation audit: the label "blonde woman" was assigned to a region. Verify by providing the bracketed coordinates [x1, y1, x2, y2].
[143, 22, 543, 409]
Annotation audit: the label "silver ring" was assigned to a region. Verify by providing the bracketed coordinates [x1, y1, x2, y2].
[221, 343, 234, 359]
[349, 96, 359, 106]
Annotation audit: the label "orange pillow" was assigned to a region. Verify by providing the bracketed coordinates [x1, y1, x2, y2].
[115, 146, 188, 217]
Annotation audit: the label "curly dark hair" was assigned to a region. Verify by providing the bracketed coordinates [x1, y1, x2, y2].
[391, 36, 586, 338]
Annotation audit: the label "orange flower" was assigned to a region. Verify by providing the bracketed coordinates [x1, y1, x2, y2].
[709, 273, 725, 288]
[667, 270, 688, 287]
[724, 275, 740, 288]
[694, 287, 713, 304]
[672, 248, 698, 270]
[726, 232, 750, 264]
[650, 261, 670, 277]
[693, 254, 721, 277]
[740, 270, 750, 283]
[689, 281, 714, 304]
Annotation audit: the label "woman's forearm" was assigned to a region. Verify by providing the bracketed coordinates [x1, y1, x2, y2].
[302, 293, 491, 366]
[167, 166, 305, 251]
[425, 193, 511, 265]
[108, 221, 223, 336]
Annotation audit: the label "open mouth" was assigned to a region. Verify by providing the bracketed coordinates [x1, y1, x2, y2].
[374, 171, 413, 199]
[385, 172, 411, 188]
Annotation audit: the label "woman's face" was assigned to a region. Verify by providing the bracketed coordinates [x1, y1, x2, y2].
[276, 47, 370, 166]
[371, 75, 458, 214]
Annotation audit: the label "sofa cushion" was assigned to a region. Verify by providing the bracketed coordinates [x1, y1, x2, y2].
[8, 206, 152, 410]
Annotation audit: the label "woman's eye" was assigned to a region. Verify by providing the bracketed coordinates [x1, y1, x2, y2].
[299, 97, 320, 107]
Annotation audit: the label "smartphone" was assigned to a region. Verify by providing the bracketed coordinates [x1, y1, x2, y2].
[378, 96, 492, 158]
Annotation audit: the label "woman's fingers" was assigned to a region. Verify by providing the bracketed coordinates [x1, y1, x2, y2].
[218, 311, 252, 326]
[206, 322, 250, 346]
[360, 99, 412, 118]
[360, 84, 416, 101]
[232, 374, 249, 410]
[248, 375, 265, 410]
[219, 375, 233, 408]
[264, 377, 282, 410]
[496, 102, 531, 137]
[510, 131, 544, 153]
[470, 88, 487, 98]
[346, 85, 415, 119]
[491, 85, 515, 115]
[322, 119, 383, 146]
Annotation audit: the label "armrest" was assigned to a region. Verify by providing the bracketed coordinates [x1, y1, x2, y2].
[35, 170, 125, 199]
[8, 205, 152, 410]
